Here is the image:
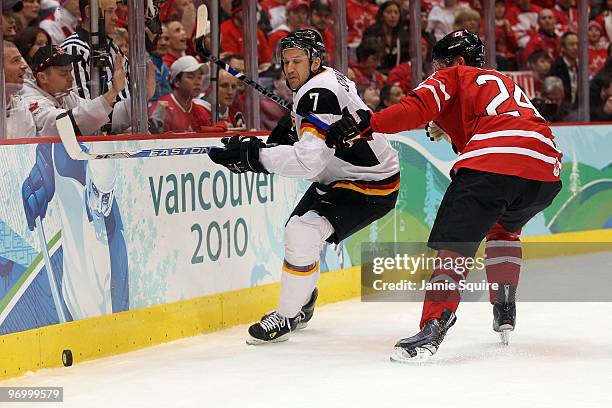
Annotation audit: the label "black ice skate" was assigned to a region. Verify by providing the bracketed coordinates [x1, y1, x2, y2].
[295, 288, 318, 330]
[390, 310, 457, 362]
[493, 284, 516, 345]
[259, 288, 319, 331]
[247, 312, 297, 345]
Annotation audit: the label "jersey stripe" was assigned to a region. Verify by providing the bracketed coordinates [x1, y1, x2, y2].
[456, 147, 558, 164]
[300, 123, 327, 141]
[469, 130, 559, 151]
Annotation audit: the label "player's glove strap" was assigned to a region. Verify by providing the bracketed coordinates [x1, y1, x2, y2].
[209, 136, 269, 174]
[327, 109, 373, 149]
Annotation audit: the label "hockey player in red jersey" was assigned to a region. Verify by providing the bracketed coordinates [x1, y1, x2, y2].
[327, 29, 563, 361]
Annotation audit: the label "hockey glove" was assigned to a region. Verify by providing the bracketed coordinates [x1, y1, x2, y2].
[326, 109, 374, 149]
[208, 136, 269, 174]
[425, 121, 451, 143]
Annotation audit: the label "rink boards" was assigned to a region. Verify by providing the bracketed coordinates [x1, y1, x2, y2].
[0, 124, 611, 379]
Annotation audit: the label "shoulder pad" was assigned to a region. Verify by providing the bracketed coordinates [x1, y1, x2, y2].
[296, 87, 342, 115]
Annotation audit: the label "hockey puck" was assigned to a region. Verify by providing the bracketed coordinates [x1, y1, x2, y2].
[62, 349, 73, 367]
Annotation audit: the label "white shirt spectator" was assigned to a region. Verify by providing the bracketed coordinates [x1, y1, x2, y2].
[427, 2, 469, 41]
[40, 6, 79, 45]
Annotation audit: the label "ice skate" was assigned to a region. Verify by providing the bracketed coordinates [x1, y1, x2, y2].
[390, 310, 457, 363]
[493, 284, 516, 345]
[260, 288, 318, 331]
[247, 312, 298, 345]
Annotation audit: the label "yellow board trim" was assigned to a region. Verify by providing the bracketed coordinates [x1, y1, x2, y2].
[1, 229, 610, 381]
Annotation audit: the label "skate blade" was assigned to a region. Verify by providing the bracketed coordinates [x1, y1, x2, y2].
[390, 346, 435, 363]
[246, 333, 291, 345]
[296, 322, 308, 330]
[499, 330, 510, 346]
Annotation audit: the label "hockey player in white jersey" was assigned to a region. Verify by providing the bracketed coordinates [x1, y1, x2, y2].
[209, 29, 400, 344]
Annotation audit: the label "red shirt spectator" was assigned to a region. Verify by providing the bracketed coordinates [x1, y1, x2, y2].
[505, 0, 542, 48]
[267, 0, 309, 62]
[346, 0, 378, 47]
[149, 56, 226, 133]
[220, 4, 272, 67]
[261, 0, 290, 31]
[588, 20, 609, 79]
[386, 63, 412, 94]
[163, 20, 187, 69]
[520, 9, 559, 68]
[494, 1, 518, 61]
[310, 0, 335, 65]
[552, 0, 577, 35]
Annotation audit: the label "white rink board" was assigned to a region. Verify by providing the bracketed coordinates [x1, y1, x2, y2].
[1, 253, 611, 408]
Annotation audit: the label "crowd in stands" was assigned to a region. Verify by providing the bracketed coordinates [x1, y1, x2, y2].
[4, 0, 612, 139]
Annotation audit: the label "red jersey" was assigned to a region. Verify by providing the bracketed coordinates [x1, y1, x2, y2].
[346, 0, 378, 46]
[220, 19, 272, 64]
[371, 65, 562, 182]
[149, 93, 214, 133]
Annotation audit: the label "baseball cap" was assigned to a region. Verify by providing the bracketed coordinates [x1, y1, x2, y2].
[170, 56, 205, 81]
[2, 0, 23, 12]
[288, 0, 310, 11]
[310, 0, 331, 13]
[31, 45, 80, 73]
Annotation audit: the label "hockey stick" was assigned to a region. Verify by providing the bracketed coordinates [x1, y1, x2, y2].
[56, 112, 222, 160]
[35, 217, 67, 323]
[194, 5, 330, 131]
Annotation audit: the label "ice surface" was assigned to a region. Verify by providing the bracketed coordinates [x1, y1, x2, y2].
[2, 255, 611, 408]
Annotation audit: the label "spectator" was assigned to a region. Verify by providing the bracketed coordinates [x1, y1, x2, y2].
[553, 0, 577, 35]
[532, 76, 572, 122]
[163, 21, 187, 69]
[160, 0, 197, 36]
[39, 0, 79, 45]
[268, 0, 310, 63]
[494, 0, 519, 70]
[115, 0, 128, 27]
[520, 8, 559, 68]
[594, 0, 612, 43]
[14, 26, 51, 66]
[220, 0, 272, 70]
[349, 37, 385, 93]
[2, 1, 21, 42]
[61, 0, 130, 101]
[13, 0, 40, 32]
[310, 0, 334, 65]
[550, 31, 579, 109]
[150, 56, 226, 133]
[109, 27, 129, 56]
[362, 1, 410, 75]
[197, 69, 246, 129]
[377, 82, 405, 111]
[346, 0, 378, 47]
[506, 0, 542, 48]
[2, 41, 36, 139]
[21, 45, 134, 136]
[427, 0, 469, 41]
[588, 20, 609, 79]
[590, 75, 612, 121]
[385, 37, 432, 94]
[261, 0, 290, 32]
[360, 84, 381, 111]
[453, 8, 480, 34]
[150, 24, 172, 103]
[527, 50, 552, 97]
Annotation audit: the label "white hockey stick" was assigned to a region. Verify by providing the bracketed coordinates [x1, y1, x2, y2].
[35, 217, 67, 323]
[56, 112, 222, 160]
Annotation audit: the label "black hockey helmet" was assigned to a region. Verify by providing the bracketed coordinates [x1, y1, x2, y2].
[432, 29, 485, 69]
[280, 29, 326, 65]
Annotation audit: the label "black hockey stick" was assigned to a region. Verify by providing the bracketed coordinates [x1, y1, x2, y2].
[194, 5, 329, 131]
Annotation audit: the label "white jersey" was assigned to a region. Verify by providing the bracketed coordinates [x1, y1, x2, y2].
[260, 67, 400, 186]
[51, 154, 113, 319]
[20, 79, 131, 137]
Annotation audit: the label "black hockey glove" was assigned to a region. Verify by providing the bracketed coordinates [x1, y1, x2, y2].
[267, 113, 297, 146]
[208, 136, 269, 174]
[326, 109, 374, 149]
